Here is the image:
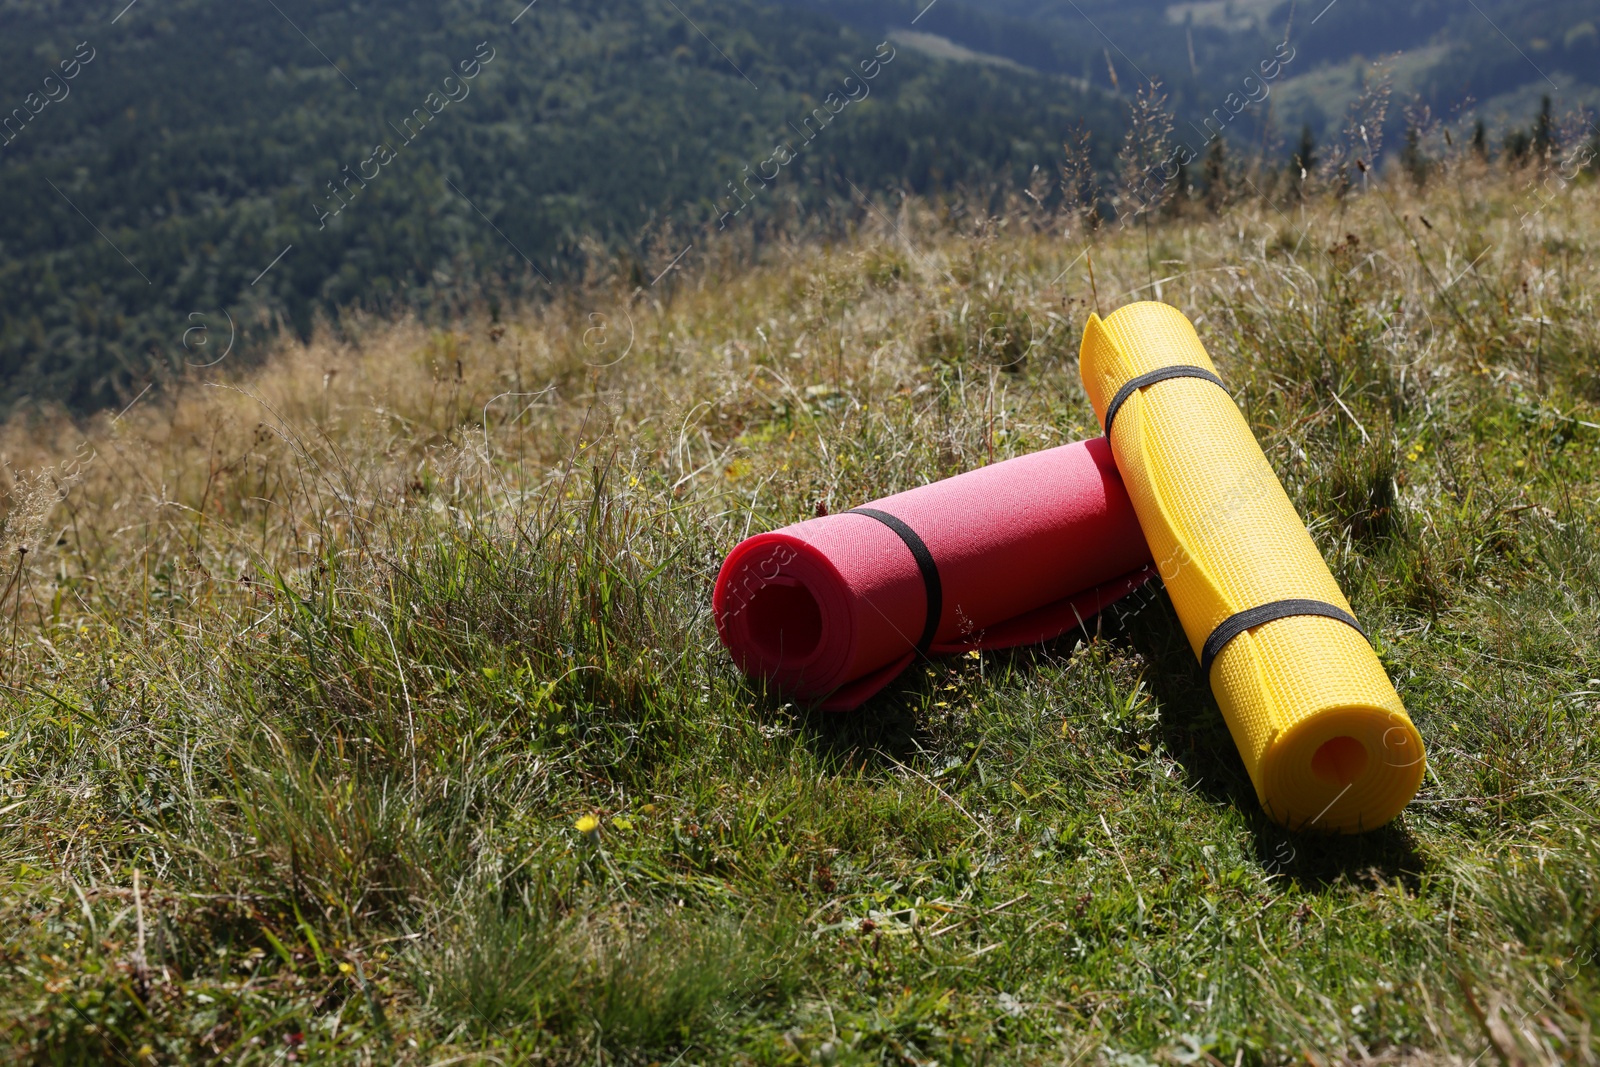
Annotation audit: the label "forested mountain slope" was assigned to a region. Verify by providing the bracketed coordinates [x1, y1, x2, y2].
[791, 0, 1600, 146]
[0, 0, 1117, 414]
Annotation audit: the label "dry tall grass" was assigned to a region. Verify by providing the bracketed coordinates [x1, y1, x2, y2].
[4, 157, 1596, 594]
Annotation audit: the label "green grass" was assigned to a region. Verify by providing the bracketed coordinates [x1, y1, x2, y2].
[1, 156, 1598, 1063]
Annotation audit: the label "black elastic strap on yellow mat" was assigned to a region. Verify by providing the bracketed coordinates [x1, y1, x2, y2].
[848, 507, 943, 655]
[1103, 365, 1228, 440]
[1201, 599, 1366, 673]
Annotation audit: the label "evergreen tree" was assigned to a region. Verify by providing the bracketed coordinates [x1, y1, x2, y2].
[1401, 123, 1428, 187]
[1202, 139, 1229, 212]
[1294, 124, 1317, 178]
[1531, 95, 1556, 164]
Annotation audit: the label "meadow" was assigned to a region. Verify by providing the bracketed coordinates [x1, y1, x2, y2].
[1, 149, 1597, 1063]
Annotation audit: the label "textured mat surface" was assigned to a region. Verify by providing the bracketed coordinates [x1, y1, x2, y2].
[714, 439, 1154, 709]
[1079, 301, 1426, 832]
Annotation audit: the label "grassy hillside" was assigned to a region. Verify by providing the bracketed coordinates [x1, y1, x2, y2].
[0, 0, 1116, 416]
[1, 150, 1599, 1061]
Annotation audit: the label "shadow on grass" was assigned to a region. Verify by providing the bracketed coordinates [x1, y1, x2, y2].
[793, 670, 937, 771]
[1257, 817, 1429, 891]
[1117, 589, 1431, 890]
[747, 582, 1433, 890]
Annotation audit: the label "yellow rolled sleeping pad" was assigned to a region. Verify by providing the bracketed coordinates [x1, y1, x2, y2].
[1079, 302, 1425, 832]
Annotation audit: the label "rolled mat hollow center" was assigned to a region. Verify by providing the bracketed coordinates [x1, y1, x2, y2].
[1079, 301, 1426, 833]
[713, 438, 1154, 710]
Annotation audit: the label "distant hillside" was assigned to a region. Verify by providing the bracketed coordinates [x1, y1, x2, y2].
[786, 0, 1600, 149]
[0, 0, 1119, 415]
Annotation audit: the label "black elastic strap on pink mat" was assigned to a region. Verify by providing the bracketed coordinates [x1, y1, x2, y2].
[847, 507, 942, 655]
[1102, 365, 1228, 440]
[1200, 599, 1366, 673]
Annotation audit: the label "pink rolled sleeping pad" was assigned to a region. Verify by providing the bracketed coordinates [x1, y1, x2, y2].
[713, 438, 1155, 709]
